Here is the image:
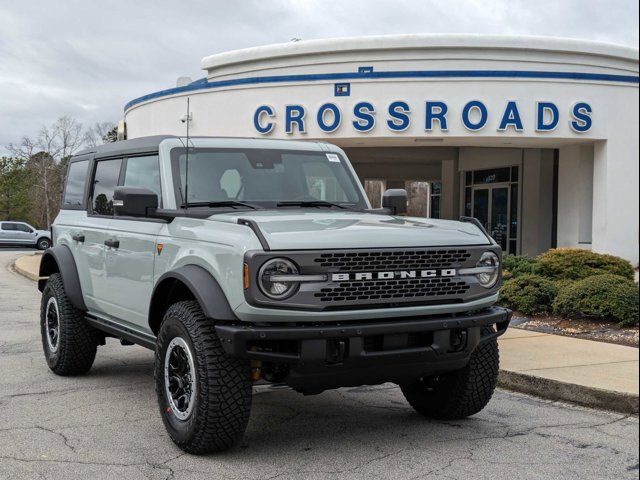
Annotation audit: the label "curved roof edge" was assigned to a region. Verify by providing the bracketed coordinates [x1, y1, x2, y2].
[201, 34, 640, 71]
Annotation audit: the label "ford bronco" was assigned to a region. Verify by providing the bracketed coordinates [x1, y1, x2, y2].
[38, 136, 511, 453]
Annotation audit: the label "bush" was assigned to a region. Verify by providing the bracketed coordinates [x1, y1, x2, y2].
[502, 254, 537, 278]
[553, 274, 639, 326]
[535, 248, 635, 281]
[500, 274, 558, 315]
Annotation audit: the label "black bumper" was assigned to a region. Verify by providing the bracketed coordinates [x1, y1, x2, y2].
[215, 307, 511, 393]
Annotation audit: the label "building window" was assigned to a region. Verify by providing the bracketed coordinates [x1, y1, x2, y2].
[430, 181, 441, 218]
[405, 181, 429, 217]
[364, 179, 385, 208]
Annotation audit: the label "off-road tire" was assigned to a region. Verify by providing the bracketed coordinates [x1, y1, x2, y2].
[155, 300, 252, 454]
[401, 328, 499, 420]
[40, 273, 98, 375]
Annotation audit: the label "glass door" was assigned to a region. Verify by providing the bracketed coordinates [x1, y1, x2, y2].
[472, 185, 509, 251]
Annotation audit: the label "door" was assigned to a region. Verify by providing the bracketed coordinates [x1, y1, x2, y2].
[101, 155, 164, 331]
[75, 157, 121, 314]
[472, 185, 509, 251]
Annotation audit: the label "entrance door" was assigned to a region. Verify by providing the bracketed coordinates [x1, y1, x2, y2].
[472, 185, 509, 251]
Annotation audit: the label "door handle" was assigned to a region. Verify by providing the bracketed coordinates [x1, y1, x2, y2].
[72, 234, 85, 243]
[104, 239, 120, 249]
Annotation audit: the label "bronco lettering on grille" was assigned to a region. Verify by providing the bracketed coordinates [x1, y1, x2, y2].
[331, 269, 457, 281]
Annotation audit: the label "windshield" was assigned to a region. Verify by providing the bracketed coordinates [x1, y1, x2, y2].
[170, 148, 367, 209]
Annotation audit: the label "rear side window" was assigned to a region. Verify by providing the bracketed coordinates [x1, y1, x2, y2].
[123, 155, 162, 205]
[63, 160, 89, 208]
[91, 158, 122, 216]
[1, 223, 16, 231]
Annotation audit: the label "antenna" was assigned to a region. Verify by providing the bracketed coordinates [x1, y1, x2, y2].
[185, 97, 191, 209]
[178, 97, 192, 209]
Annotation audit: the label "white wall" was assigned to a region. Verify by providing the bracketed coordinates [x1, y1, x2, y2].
[124, 35, 639, 263]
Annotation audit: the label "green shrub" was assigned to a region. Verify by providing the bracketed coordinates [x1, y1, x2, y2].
[502, 254, 537, 278]
[500, 274, 558, 315]
[535, 248, 635, 281]
[553, 274, 639, 326]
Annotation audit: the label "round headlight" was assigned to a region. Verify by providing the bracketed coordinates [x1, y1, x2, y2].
[258, 258, 299, 299]
[476, 251, 500, 288]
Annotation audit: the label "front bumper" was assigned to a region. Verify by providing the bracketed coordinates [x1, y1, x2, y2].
[215, 306, 511, 393]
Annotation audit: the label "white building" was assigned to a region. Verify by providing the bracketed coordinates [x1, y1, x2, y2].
[123, 35, 639, 264]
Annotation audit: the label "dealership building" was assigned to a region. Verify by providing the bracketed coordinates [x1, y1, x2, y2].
[123, 35, 639, 264]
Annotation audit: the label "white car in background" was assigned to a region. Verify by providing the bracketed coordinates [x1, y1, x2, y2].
[0, 221, 51, 250]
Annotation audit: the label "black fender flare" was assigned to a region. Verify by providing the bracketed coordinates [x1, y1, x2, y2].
[149, 265, 237, 328]
[38, 245, 87, 311]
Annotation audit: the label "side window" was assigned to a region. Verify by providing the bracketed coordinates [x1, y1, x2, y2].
[16, 224, 33, 233]
[63, 160, 89, 208]
[123, 155, 162, 205]
[91, 158, 122, 216]
[1, 223, 17, 231]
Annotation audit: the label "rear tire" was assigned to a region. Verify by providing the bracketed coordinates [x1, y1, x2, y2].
[155, 301, 252, 454]
[401, 328, 499, 420]
[40, 273, 98, 375]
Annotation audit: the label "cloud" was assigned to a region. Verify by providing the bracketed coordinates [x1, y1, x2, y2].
[0, 0, 637, 154]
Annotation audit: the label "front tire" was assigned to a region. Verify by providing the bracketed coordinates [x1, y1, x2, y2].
[155, 301, 252, 454]
[36, 237, 51, 250]
[40, 273, 98, 375]
[401, 329, 499, 420]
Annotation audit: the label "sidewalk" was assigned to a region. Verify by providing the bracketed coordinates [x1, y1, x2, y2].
[498, 329, 639, 414]
[11, 253, 640, 414]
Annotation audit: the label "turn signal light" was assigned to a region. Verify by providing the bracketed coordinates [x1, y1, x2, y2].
[243, 263, 250, 289]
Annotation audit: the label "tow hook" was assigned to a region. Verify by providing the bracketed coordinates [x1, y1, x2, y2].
[326, 339, 347, 364]
[449, 329, 468, 352]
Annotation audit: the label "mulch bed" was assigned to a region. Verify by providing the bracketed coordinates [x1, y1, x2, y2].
[510, 313, 639, 348]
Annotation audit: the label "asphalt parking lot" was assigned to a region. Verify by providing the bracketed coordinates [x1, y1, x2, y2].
[1, 249, 638, 480]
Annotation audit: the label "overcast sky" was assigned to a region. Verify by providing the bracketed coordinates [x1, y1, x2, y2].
[0, 0, 637, 155]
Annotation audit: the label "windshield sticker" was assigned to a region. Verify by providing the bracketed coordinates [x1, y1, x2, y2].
[326, 153, 341, 162]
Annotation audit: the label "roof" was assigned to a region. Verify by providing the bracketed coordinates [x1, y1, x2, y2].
[74, 136, 332, 158]
[75, 135, 177, 157]
[201, 34, 639, 71]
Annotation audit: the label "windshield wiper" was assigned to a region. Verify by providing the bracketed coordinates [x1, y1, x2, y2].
[276, 200, 354, 210]
[182, 201, 261, 210]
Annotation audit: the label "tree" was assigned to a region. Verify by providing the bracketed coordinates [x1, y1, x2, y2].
[0, 157, 35, 223]
[84, 122, 118, 147]
[7, 116, 86, 227]
[4, 116, 116, 228]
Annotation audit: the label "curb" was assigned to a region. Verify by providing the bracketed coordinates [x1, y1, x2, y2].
[499, 370, 639, 415]
[12, 254, 41, 282]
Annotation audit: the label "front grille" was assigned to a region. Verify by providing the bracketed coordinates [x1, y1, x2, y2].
[314, 277, 470, 303]
[313, 249, 471, 272]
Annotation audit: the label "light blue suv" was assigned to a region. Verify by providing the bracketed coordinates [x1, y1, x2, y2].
[38, 136, 511, 454]
[0, 221, 51, 250]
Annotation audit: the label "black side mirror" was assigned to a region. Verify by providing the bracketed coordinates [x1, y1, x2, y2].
[382, 188, 408, 215]
[113, 187, 158, 217]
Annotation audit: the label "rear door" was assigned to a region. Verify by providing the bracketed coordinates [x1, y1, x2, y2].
[101, 154, 164, 330]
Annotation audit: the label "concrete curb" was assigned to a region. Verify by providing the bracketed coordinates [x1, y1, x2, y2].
[12, 254, 41, 282]
[499, 370, 639, 415]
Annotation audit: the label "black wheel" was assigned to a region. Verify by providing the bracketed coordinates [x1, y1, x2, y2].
[36, 237, 51, 250]
[401, 328, 499, 420]
[155, 300, 252, 454]
[40, 273, 98, 375]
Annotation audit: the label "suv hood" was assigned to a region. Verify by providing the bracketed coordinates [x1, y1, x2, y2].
[210, 210, 491, 250]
